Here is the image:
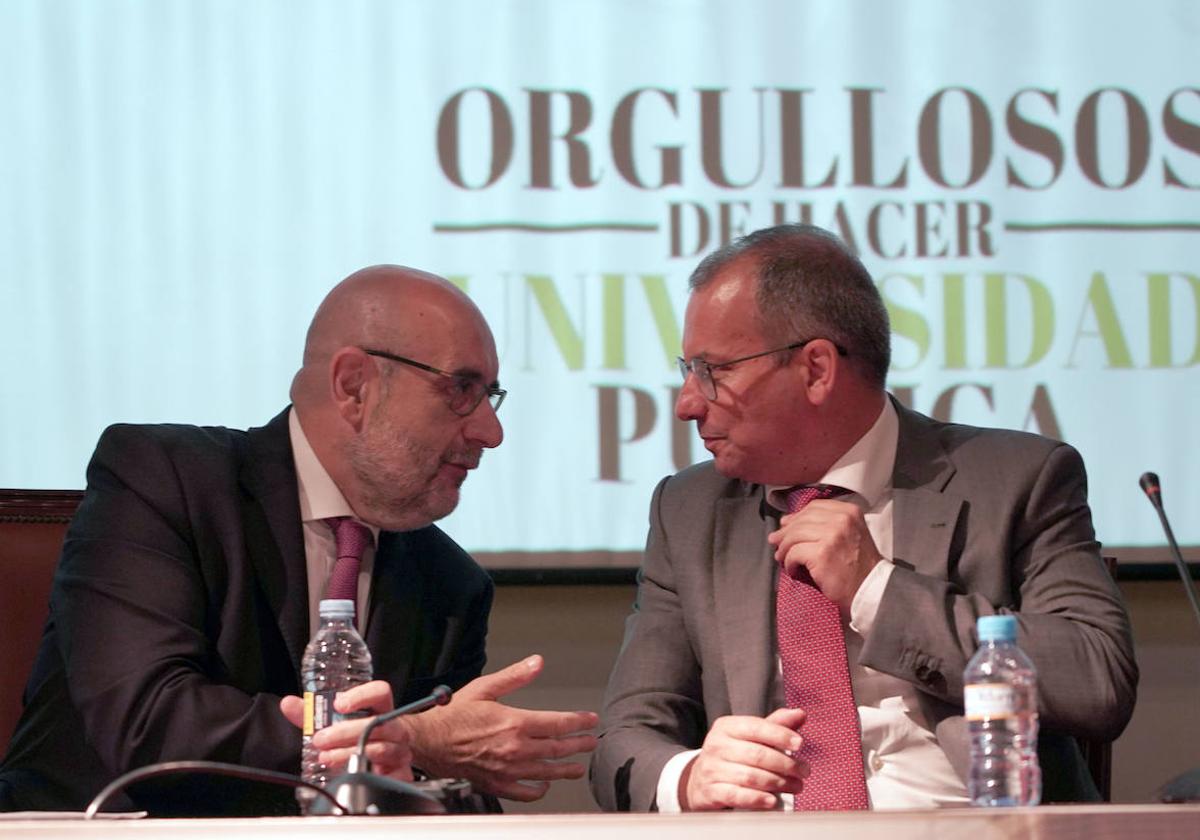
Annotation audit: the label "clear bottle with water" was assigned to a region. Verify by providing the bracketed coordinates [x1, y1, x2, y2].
[964, 614, 1041, 806]
[297, 599, 373, 812]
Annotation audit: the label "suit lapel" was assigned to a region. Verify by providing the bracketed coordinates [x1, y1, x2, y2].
[364, 531, 422, 690]
[240, 408, 310, 674]
[891, 401, 964, 578]
[708, 403, 965, 718]
[713, 492, 776, 717]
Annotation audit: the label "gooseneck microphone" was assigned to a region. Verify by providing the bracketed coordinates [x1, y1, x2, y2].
[1138, 472, 1200, 804]
[351, 684, 452, 773]
[1138, 472, 1200, 631]
[312, 684, 454, 816]
[85, 686, 461, 818]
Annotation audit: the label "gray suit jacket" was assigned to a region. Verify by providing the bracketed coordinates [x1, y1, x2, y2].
[590, 401, 1137, 811]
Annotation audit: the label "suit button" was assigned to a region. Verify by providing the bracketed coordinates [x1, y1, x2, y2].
[914, 663, 942, 685]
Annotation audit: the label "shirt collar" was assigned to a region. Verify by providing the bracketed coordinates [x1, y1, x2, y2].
[767, 394, 898, 512]
[288, 408, 381, 542]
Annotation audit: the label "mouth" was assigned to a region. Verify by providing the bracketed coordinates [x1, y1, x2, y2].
[438, 463, 469, 486]
[440, 453, 481, 483]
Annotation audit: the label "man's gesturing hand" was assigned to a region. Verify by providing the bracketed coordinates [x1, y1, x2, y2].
[680, 707, 808, 811]
[398, 654, 598, 802]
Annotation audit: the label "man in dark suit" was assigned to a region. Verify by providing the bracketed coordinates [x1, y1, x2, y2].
[0, 266, 597, 815]
[590, 225, 1137, 812]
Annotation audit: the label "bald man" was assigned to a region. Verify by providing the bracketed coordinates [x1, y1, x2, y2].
[0, 266, 597, 816]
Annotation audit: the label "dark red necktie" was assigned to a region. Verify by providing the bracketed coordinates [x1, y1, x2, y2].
[324, 517, 372, 619]
[776, 484, 869, 810]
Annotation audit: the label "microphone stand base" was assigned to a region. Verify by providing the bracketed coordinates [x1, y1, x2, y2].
[1158, 767, 1200, 803]
[311, 772, 447, 816]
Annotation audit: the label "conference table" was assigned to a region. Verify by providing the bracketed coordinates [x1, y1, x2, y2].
[3, 804, 1198, 840]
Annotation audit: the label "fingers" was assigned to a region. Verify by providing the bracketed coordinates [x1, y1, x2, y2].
[312, 712, 414, 779]
[710, 714, 802, 756]
[458, 655, 544, 701]
[769, 507, 840, 564]
[769, 501, 881, 612]
[711, 735, 804, 780]
[316, 739, 414, 778]
[709, 754, 805, 793]
[401, 707, 596, 799]
[682, 714, 808, 811]
[764, 706, 807, 731]
[771, 499, 858, 546]
[526, 732, 598, 760]
[310, 717, 363, 749]
[280, 681, 393, 737]
[695, 780, 787, 810]
[489, 779, 551, 802]
[330, 679, 393, 714]
[686, 754, 799, 810]
[498, 759, 588, 782]
[279, 695, 304, 728]
[311, 711, 410, 750]
[467, 706, 597, 762]
[468, 743, 593, 798]
[389, 656, 598, 801]
[518, 708, 600, 738]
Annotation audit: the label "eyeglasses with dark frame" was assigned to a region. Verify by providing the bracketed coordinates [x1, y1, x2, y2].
[362, 348, 507, 416]
[676, 338, 848, 401]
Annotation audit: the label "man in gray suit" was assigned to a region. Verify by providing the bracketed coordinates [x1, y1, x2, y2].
[590, 224, 1137, 812]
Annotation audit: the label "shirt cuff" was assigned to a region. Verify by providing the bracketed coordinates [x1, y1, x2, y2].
[849, 559, 895, 637]
[656, 749, 702, 813]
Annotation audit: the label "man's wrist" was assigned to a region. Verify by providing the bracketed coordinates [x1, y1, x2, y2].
[395, 713, 436, 773]
[657, 749, 701, 813]
[678, 755, 694, 811]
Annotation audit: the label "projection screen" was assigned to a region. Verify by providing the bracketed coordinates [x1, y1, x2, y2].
[1, 1, 1197, 567]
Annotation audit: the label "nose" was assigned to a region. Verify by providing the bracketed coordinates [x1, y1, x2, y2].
[464, 398, 504, 449]
[675, 373, 707, 422]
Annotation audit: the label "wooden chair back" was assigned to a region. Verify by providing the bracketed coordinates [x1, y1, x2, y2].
[0, 489, 83, 755]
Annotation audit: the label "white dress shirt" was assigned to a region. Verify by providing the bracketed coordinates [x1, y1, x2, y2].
[656, 396, 969, 811]
[288, 409, 379, 637]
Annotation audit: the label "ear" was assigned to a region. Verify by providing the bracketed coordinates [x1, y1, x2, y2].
[799, 339, 841, 406]
[328, 347, 376, 431]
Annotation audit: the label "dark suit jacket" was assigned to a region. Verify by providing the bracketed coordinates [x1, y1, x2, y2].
[0, 409, 493, 815]
[591, 401, 1138, 811]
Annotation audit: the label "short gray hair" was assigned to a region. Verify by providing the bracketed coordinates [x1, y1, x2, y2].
[688, 224, 891, 387]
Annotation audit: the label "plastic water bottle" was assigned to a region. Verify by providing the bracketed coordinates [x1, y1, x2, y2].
[964, 614, 1041, 806]
[297, 599, 373, 812]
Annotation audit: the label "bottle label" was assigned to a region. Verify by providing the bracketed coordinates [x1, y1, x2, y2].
[302, 689, 369, 736]
[965, 683, 1016, 720]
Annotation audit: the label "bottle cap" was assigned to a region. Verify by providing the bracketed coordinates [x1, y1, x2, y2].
[976, 614, 1017, 642]
[318, 598, 355, 618]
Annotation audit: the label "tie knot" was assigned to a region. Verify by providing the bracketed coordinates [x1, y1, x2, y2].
[326, 517, 373, 561]
[785, 484, 848, 513]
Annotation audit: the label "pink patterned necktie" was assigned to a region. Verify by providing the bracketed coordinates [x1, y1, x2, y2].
[776, 484, 869, 810]
[324, 517, 372, 616]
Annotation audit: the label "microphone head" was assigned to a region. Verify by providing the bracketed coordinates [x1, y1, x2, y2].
[1139, 471, 1162, 499]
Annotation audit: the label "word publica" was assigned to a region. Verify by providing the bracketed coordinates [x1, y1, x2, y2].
[595, 381, 1063, 482]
